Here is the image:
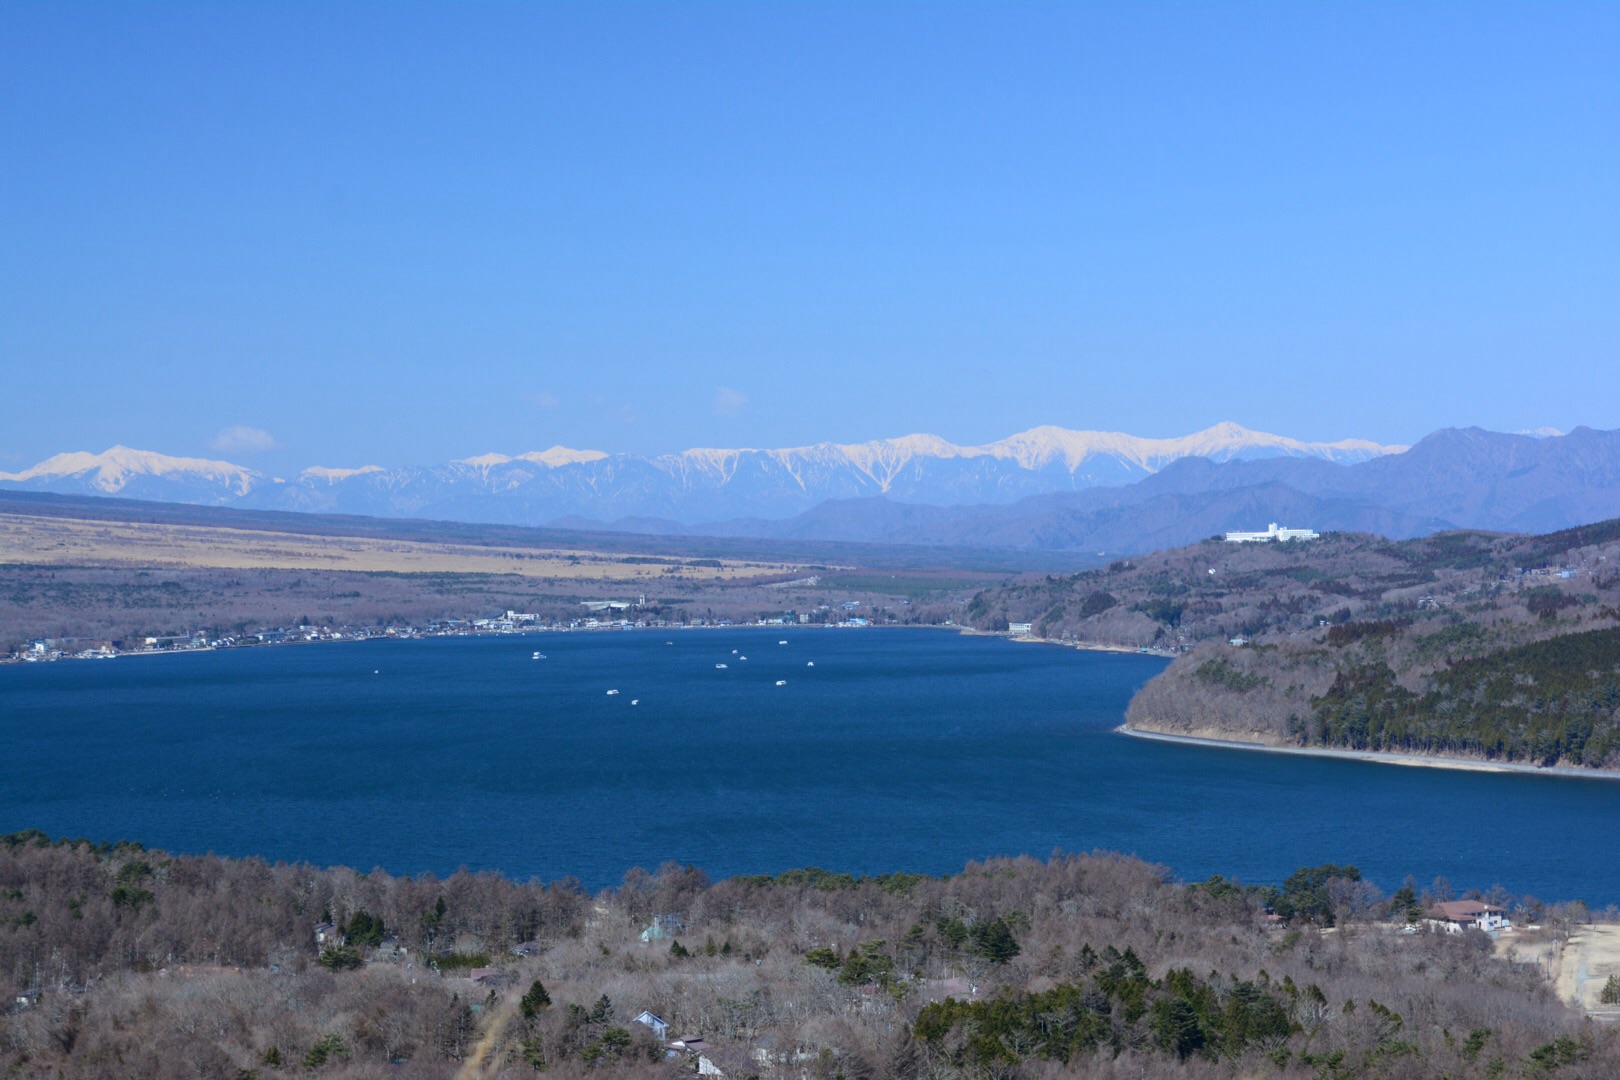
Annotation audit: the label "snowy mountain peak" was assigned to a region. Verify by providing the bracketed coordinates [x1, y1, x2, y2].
[0, 422, 1411, 524]
[299, 465, 386, 484]
[981, 423, 1405, 472]
[0, 446, 261, 496]
[455, 447, 608, 472]
[517, 447, 610, 468]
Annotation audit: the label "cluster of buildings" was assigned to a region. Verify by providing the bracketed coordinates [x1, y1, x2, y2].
[7, 600, 882, 664]
[1224, 522, 1321, 543]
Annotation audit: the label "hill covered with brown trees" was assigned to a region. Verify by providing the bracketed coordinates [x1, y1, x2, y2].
[965, 519, 1620, 769]
[2, 831, 1614, 1079]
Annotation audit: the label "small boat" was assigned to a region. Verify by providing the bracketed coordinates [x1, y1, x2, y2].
[606, 689, 619, 695]
[778, 640, 788, 645]
[806, 661, 814, 667]
[739, 655, 748, 661]
[532, 651, 545, 660]
[775, 680, 787, 686]
[631, 699, 640, 705]
[715, 663, 728, 669]
[732, 649, 739, 655]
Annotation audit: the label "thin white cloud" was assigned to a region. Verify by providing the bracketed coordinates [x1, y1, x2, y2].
[1515, 427, 1564, 439]
[210, 425, 279, 453]
[530, 391, 561, 409]
[714, 386, 748, 417]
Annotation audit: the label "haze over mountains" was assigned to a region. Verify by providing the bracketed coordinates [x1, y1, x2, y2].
[0, 422, 1393, 517]
[5, 422, 1619, 554]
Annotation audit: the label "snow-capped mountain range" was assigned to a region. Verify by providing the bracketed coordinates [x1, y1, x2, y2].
[0, 423, 1404, 526]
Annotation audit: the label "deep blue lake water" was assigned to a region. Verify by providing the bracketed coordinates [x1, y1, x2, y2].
[3, 629, 1617, 902]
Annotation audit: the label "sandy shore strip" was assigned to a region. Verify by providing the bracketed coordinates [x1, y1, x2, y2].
[1117, 726, 1620, 782]
[951, 626, 1177, 658]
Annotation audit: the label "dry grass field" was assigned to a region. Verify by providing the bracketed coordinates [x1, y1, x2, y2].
[0, 512, 801, 582]
[1558, 923, 1620, 1019]
[0, 504, 991, 652]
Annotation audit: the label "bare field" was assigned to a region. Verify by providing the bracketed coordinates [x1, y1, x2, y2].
[0, 506, 985, 653]
[1558, 924, 1620, 1018]
[0, 512, 800, 581]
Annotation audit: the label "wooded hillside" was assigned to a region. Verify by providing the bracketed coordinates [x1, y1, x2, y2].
[965, 520, 1620, 768]
[2, 832, 1613, 1078]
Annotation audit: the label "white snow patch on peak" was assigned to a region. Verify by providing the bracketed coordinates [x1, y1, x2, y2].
[982, 423, 1407, 471]
[454, 453, 514, 469]
[455, 447, 609, 472]
[0, 446, 261, 494]
[514, 446, 609, 468]
[642, 423, 1401, 491]
[836, 433, 973, 461]
[299, 465, 385, 484]
[1162, 423, 1409, 460]
[676, 446, 746, 470]
[982, 426, 1137, 470]
[825, 434, 976, 490]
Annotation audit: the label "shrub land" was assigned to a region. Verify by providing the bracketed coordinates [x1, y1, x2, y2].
[1, 832, 1614, 1078]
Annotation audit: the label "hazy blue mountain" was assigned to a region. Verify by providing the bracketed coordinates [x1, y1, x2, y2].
[579, 428, 1620, 553]
[0, 423, 1399, 524]
[7, 425, 1617, 554]
[653, 482, 1444, 554]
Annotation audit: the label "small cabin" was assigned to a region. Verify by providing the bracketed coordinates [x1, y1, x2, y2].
[633, 1011, 670, 1040]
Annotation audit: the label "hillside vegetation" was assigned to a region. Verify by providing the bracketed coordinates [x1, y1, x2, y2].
[2, 832, 1613, 1079]
[966, 521, 1620, 768]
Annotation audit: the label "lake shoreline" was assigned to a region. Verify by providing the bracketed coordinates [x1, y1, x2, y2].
[950, 625, 1177, 658]
[1117, 725, 1620, 782]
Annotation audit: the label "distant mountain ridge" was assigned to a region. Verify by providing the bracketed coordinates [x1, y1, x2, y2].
[10, 424, 1617, 555]
[660, 426, 1620, 552]
[0, 422, 1401, 523]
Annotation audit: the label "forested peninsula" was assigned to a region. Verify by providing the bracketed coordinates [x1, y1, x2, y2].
[3, 832, 1616, 1079]
[965, 519, 1620, 771]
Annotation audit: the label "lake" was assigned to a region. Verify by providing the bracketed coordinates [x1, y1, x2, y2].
[3, 629, 1617, 903]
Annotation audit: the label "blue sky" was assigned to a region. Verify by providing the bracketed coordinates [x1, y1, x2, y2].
[3, 2, 1616, 472]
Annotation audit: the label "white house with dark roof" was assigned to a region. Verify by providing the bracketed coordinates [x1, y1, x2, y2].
[1425, 900, 1511, 935]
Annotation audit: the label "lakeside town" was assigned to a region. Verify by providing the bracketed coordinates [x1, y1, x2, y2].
[4, 600, 893, 665]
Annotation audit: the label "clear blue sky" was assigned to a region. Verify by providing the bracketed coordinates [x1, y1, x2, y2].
[3, 2, 1616, 472]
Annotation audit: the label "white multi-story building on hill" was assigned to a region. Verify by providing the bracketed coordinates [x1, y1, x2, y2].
[1224, 522, 1320, 543]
